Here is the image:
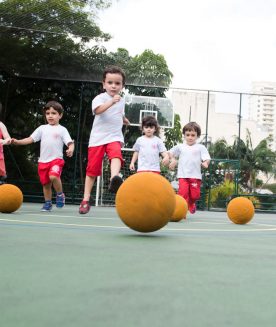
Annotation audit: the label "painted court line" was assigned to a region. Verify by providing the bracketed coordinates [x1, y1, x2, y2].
[1, 218, 276, 233]
[18, 212, 117, 220]
[0, 218, 128, 229]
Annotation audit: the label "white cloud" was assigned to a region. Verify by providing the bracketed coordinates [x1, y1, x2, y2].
[97, 0, 276, 92]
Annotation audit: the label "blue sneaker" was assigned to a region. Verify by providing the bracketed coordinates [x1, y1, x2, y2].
[41, 201, 52, 212]
[56, 192, 65, 208]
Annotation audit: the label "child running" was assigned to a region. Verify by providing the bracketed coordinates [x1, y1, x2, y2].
[164, 121, 210, 214]
[129, 115, 168, 173]
[0, 118, 12, 184]
[12, 101, 74, 211]
[79, 66, 130, 214]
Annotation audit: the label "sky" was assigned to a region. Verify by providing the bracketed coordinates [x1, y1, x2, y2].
[97, 0, 276, 93]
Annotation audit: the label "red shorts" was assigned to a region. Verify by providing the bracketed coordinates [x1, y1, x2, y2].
[86, 142, 124, 177]
[38, 158, 65, 185]
[178, 178, 201, 203]
[0, 158, 6, 176]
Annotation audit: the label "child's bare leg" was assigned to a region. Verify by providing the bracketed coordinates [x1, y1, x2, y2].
[50, 175, 62, 193]
[50, 176, 65, 208]
[43, 183, 52, 202]
[79, 175, 97, 214]
[83, 175, 97, 201]
[110, 158, 121, 179]
[108, 158, 123, 193]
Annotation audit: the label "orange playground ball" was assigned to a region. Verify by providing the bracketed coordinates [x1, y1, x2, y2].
[171, 195, 188, 222]
[0, 184, 23, 213]
[115, 172, 176, 233]
[227, 197, 255, 224]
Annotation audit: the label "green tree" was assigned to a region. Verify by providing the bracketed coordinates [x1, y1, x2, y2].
[233, 130, 276, 192]
[164, 114, 182, 150]
[0, 0, 111, 80]
[0, 0, 174, 193]
[209, 131, 276, 192]
[126, 49, 173, 97]
[208, 138, 235, 159]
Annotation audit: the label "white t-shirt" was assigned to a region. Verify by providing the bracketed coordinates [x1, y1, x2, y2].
[169, 143, 211, 179]
[31, 124, 73, 163]
[89, 92, 125, 147]
[133, 135, 167, 172]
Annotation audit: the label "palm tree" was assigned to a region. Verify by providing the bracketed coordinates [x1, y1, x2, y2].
[231, 129, 275, 192]
[208, 138, 234, 159]
[209, 130, 276, 192]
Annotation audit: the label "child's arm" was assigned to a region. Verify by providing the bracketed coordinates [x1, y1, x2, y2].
[161, 151, 170, 166]
[66, 141, 74, 157]
[94, 95, 121, 115]
[129, 152, 138, 171]
[11, 137, 34, 145]
[168, 153, 178, 171]
[0, 123, 11, 145]
[201, 159, 210, 169]
[123, 116, 130, 125]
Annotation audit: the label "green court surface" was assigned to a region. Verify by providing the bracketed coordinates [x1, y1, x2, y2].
[1, 203, 276, 327]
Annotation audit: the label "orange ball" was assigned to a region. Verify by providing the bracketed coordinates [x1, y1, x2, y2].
[115, 172, 176, 233]
[227, 197, 255, 224]
[0, 184, 23, 213]
[171, 195, 188, 222]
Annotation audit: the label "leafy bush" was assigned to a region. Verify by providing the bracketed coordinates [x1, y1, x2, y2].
[209, 181, 236, 208]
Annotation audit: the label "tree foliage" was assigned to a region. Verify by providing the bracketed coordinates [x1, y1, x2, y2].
[209, 130, 276, 191]
[164, 114, 182, 150]
[0, 0, 174, 195]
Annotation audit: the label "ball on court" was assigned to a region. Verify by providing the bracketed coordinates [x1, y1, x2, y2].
[170, 195, 188, 222]
[227, 197, 255, 224]
[115, 172, 176, 233]
[0, 184, 23, 213]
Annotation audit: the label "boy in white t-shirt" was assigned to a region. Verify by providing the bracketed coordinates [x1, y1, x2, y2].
[130, 115, 168, 173]
[79, 66, 130, 214]
[163, 122, 210, 214]
[12, 101, 74, 211]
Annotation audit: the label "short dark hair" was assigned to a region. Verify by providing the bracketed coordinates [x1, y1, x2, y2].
[103, 66, 126, 85]
[141, 115, 160, 135]
[43, 101, 63, 115]
[182, 121, 201, 137]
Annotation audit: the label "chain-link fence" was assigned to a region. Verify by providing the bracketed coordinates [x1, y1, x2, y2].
[1, 74, 276, 212]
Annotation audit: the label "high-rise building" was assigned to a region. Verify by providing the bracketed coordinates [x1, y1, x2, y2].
[248, 81, 276, 151]
[171, 89, 269, 149]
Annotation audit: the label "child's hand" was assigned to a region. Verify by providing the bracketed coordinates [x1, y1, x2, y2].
[11, 138, 19, 145]
[123, 117, 130, 125]
[66, 148, 74, 157]
[129, 163, 135, 171]
[1, 138, 11, 145]
[4, 138, 11, 145]
[201, 161, 209, 169]
[112, 94, 121, 103]
[169, 159, 177, 170]
[162, 156, 170, 166]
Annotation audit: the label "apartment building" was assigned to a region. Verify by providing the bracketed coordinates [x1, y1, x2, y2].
[171, 89, 269, 148]
[248, 81, 276, 151]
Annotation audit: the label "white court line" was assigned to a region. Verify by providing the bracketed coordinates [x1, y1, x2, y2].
[17, 211, 117, 220]
[1, 218, 276, 232]
[0, 218, 127, 229]
[14, 212, 274, 226]
[192, 221, 276, 228]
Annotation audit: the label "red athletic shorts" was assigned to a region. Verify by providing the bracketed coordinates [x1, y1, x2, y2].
[38, 158, 65, 185]
[86, 141, 124, 177]
[178, 178, 201, 202]
[0, 159, 6, 176]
